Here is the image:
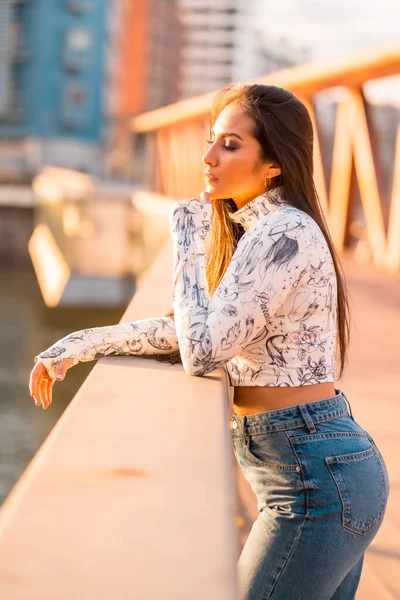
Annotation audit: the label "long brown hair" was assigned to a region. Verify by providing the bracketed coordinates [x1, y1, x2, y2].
[163, 84, 350, 377]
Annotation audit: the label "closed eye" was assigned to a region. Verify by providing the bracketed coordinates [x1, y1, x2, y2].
[206, 139, 237, 151]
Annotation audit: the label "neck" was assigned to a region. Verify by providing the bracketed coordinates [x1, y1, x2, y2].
[233, 189, 265, 210]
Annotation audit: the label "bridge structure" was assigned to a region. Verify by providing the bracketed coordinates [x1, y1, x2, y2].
[0, 45, 399, 599]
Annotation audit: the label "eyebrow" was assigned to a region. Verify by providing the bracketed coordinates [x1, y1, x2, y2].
[211, 130, 244, 141]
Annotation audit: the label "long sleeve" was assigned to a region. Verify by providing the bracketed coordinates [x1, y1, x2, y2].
[170, 200, 311, 376]
[35, 316, 179, 381]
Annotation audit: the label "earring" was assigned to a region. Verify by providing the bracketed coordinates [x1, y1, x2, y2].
[264, 176, 271, 190]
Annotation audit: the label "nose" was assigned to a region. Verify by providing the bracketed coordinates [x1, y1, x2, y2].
[202, 143, 217, 167]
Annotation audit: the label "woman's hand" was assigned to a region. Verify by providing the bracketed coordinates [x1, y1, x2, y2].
[29, 358, 74, 409]
[199, 191, 211, 204]
[188, 191, 211, 204]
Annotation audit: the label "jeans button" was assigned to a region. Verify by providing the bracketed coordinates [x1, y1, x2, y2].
[232, 419, 237, 429]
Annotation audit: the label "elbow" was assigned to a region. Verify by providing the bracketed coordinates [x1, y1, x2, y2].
[180, 354, 209, 377]
[181, 355, 220, 377]
[182, 359, 203, 377]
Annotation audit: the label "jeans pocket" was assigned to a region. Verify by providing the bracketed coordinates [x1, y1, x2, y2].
[326, 445, 389, 535]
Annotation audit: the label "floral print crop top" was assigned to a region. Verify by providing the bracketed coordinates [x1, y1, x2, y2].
[36, 187, 337, 387]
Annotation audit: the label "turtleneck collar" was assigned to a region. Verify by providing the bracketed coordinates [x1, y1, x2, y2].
[227, 186, 286, 231]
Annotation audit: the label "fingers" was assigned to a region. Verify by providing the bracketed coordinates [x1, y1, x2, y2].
[30, 356, 75, 409]
[32, 377, 52, 409]
[37, 378, 46, 409]
[29, 370, 40, 406]
[188, 192, 211, 204]
[30, 357, 73, 410]
[33, 390, 41, 407]
[29, 363, 41, 399]
[38, 377, 52, 410]
[44, 379, 53, 409]
[29, 361, 51, 408]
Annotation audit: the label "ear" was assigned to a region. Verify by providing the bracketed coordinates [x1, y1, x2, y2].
[265, 164, 281, 178]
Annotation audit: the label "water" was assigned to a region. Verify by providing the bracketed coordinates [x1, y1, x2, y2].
[0, 267, 123, 505]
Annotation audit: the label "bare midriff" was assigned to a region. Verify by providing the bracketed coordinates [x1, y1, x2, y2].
[233, 382, 336, 416]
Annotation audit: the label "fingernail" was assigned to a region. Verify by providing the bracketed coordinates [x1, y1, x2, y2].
[56, 375, 63, 381]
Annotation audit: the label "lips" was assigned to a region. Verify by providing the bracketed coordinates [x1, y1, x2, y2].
[205, 173, 218, 183]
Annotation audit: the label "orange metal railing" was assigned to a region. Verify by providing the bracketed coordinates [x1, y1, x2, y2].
[131, 44, 400, 273]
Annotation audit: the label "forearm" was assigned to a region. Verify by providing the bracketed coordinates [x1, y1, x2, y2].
[170, 200, 217, 375]
[35, 316, 179, 380]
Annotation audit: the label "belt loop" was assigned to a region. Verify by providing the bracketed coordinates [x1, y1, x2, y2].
[341, 391, 354, 421]
[299, 403, 317, 434]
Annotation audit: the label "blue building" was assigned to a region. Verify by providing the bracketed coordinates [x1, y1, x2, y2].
[0, 0, 112, 181]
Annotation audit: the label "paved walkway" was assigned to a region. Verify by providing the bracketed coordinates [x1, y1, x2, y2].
[235, 255, 400, 599]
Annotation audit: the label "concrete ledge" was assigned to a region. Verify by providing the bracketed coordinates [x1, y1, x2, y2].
[0, 239, 238, 599]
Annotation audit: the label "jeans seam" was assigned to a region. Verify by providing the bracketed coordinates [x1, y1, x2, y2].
[290, 431, 369, 444]
[263, 516, 308, 600]
[287, 432, 309, 516]
[264, 433, 309, 599]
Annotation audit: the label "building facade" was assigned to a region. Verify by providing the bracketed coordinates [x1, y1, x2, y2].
[0, 0, 309, 182]
[0, 0, 183, 182]
[104, 0, 183, 178]
[232, 0, 310, 82]
[0, 0, 111, 180]
[108, 0, 182, 119]
[176, 0, 310, 100]
[177, 0, 237, 99]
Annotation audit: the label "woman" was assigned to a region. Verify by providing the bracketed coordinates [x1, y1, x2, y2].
[30, 84, 389, 599]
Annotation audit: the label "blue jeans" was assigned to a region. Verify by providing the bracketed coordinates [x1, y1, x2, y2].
[231, 390, 389, 600]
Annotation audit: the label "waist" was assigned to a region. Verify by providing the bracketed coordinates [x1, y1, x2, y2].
[231, 389, 349, 434]
[233, 382, 336, 416]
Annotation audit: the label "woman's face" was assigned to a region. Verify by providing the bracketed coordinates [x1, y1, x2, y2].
[202, 102, 281, 209]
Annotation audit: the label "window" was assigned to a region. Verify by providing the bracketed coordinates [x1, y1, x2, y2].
[65, 0, 94, 14]
[63, 27, 94, 71]
[0, 80, 25, 123]
[60, 83, 91, 129]
[0, 1, 12, 114]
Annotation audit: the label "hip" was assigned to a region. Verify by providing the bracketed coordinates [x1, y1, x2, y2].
[231, 389, 390, 533]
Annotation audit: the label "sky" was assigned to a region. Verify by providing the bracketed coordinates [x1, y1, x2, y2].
[255, 0, 400, 106]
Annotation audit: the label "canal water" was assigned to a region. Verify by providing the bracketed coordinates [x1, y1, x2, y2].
[0, 266, 123, 505]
